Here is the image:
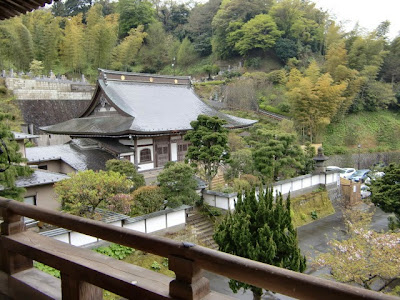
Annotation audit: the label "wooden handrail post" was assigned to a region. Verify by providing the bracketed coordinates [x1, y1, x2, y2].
[0, 205, 33, 274]
[61, 273, 102, 300]
[168, 254, 210, 300]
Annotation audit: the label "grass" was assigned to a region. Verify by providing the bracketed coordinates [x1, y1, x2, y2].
[290, 190, 335, 228]
[102, 226, 203, 299]
[323, 110, 400, 155]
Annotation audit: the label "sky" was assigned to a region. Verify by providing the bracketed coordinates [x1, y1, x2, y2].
[312, 0, 400, 40]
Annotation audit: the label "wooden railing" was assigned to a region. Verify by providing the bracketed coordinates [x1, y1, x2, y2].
[0, 198, 397, 300]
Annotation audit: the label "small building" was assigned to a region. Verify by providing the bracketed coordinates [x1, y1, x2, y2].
[42, 69, 257, 171]
[25, 139, 114, 174]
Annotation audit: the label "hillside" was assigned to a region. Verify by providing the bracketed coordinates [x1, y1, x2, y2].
[323, 111, 400, 155]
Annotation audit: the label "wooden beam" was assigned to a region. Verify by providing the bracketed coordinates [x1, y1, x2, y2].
[1, 231, 173, 300]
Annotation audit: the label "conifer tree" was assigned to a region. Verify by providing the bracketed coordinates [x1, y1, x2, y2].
[214, 187, 306, 299]
[0, 83, 32, 200]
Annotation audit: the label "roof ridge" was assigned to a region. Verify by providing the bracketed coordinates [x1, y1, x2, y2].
[98, 68, 190, 80]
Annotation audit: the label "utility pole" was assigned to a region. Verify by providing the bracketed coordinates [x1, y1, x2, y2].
[358, 144, 361, 169]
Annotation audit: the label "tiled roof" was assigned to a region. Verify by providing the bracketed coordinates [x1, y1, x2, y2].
[41, 70, 257, 137]
[92, 138, 134, 155]
[0, 0, 55, 20]
[0, 170, 69, 190]
[16, 100, 91, 134]
[26, 141, 114, 171]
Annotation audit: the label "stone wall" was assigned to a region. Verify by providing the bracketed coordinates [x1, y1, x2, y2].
[327, 151, 400, 169]
[6, 78, 93, 100]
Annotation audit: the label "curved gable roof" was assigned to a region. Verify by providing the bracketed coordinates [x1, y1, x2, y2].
[42, 70, 257, 137]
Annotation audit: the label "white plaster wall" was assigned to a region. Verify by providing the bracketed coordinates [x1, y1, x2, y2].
[166, 210, 185, 227]
[216, 196, 229, 210]
[146, 215, 167, 233]
[109, 221, 123, 227]
[70, 232, 97, 246]
[228, 197, 237, 211]
[281, 182, 292, 194]
[293, 180, 302, 191]
[123, 220, 146, 233]
[52, 233, 69, 244]
[311, 175, 320, 185]
[303, 177, 312, 188]
[171, 143, 177, 161]
[138, 162, 154, 171]
[137, 138, 153, 145]
[203, 194, 215, 207]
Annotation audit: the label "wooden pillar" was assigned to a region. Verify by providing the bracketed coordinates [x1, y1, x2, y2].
[134, 137, 138, 167]
[61, 273, 102, 300]
[168, 255, 210, 300]
[0, 207, 32, 274]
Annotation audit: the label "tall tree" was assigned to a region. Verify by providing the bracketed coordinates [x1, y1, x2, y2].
[184, 115, 230, 189]
[369, 163, 400, 229]
[105, 159, 145, 191]
[86, 4, 119, 69]
[0, 82, 32, 201]
[211, 0, 274, 58]
[177, 37, 197, 67]
[111, 25, 147, 71]
[118, 0, 155, 38]
[55, 170, 133, 218]
[157, 162, 199, 208]
[185, 0, 221, 56]
[139, 21, 172, 73]
[250, 127, 305, 181]
[229, 14, 282, 56]
[61, 14, 86, 73]
[24, 10, 62, 72]
[286, 63, 347, 142]
[214, 188, 306, 299]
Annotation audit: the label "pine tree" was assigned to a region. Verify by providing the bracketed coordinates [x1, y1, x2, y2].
[214, 187, 306, 299]
[0, 83, 33, 200]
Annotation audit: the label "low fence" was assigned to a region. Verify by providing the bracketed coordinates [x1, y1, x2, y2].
[203, 172, 340, 211]
[40, 205, 190, 247]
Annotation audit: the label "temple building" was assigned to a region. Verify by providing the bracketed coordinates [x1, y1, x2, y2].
[42, 69, 257, 171]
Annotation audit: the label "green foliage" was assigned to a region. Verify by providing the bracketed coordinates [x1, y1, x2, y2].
[177, 37, 198, 67]
[34, 262, 60, 278]
[150, 261, 161, 271]
[224, 148, 255, 182]
[55, 170, 133, 218]
[184, 115, 230, 189]
[194, 80, 225, 86]
[157, 162, 199, 208]
[214, 187, 306, 298]
[323, 111, 400, 154]
[105, 159, 145, 191]
[118, 0, 155, 38]
[139, 22, 172, 73]
[0, 84, 32, 200]
[95, 243, 134, 260]
[275, 38, 298, 62]
[250, 126, 305, 182]
[29, 59, 44, 76]
[131, 186, 165, 215]
[229, 14, 282, 56]
[369, 163, 400, 229]
[310, 210, 318, 220]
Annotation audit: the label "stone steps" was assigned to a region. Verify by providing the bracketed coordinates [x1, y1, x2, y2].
[187, 211, 218, 250]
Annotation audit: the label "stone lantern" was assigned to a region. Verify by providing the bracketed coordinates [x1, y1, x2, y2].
[313, 147, 329, 174]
